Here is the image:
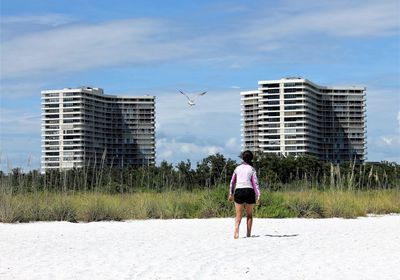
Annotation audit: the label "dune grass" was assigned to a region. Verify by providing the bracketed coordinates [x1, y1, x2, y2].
[1, 187, 399, 223]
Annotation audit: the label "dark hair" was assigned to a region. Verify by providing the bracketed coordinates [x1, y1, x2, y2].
[241, 150, 254, 166]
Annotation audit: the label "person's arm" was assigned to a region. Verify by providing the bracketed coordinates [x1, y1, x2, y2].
[228, 172, 237, 201]
[251, 171, 260, 203]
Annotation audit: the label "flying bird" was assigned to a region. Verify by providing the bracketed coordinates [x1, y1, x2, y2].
[179, 90, 206, 106]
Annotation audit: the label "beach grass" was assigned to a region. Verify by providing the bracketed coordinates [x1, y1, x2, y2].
[1, 187, 399, 223]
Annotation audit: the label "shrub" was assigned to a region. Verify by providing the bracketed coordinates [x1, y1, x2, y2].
[199, 186, 234, 218]
[79, 195, 125, 222]
[0, 195, 23, 223]
[285, 193, 324, 218]
[50, 197, 77, 222]
[256, 193, 295, 218]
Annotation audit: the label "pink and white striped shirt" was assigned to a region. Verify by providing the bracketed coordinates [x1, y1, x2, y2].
[229, 163, 260, 199]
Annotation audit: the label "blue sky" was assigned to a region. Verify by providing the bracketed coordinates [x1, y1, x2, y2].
[0, 0, 399, 171]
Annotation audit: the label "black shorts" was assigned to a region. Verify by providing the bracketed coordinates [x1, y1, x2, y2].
[234, 188, 256, 204]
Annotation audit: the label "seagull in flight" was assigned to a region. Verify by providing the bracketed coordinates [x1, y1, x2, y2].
[179, 90, 207, 106]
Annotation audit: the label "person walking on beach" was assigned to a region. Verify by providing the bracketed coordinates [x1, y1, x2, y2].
[228, 150, 260, 239]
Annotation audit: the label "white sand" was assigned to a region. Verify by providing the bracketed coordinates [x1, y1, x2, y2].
[0, 215, 399, 280]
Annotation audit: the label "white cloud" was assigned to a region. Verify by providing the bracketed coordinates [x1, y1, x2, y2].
[1, 14, 76, 27]
[1, 1, 398, 80]
[0, 143, 41, 171]
[156, 137, 224, 165]
[397, 111, 400, 128]
[0, 108, 41, 135]
[225, 137, 237, 149]
[368, 134, 400, 163]
[1, 19, 197, 79]
[206, 146, 221, 155]
[239, 0, 399, 42]
[0, 108, 41, 170]
[364, 87, 400, 162]
[180, 144, 193, 154]
[0, 14, 79, 42]
[159, 149, 173, 159]
[0, 80, 46, 98]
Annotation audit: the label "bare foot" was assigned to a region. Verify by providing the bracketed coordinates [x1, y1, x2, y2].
[234, 231, 239, 239]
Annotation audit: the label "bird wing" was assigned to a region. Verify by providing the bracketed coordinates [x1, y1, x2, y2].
[192, 91, 207, 101]
[179, 90, 192, 101]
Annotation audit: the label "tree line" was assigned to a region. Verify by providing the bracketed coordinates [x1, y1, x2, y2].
[1, 153, 399, 194]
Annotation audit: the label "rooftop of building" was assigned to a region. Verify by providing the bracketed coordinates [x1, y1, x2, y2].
[257, 77, 366, 91]
[41, 86, 155, 99]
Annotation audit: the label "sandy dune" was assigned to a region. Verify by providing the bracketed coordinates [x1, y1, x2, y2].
[0, 215, 399, 279]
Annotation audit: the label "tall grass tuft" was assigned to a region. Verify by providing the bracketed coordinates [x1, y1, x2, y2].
[285, 193, 324, 218]
[0, 194, 23, 223]
[255, 193, 295, 218]
[79, 194, 125, 222]
[50, 196, 77, 222]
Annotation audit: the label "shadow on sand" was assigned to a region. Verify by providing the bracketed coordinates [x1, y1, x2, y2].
[242, 234, 299, 238]
[264, 234, 299, 238]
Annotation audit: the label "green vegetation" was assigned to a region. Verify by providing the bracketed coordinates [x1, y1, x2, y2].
[2, 154, 399, 193]
[1, 154, 399, 222]
[1, 188, 399, 223]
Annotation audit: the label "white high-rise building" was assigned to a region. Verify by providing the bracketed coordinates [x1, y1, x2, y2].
[41, 87, 155, 171]
[241, 77, 366, 163]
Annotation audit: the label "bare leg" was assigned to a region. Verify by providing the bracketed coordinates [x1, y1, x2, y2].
[234, 203, 244, 239]
[246, 204, 254, 237]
